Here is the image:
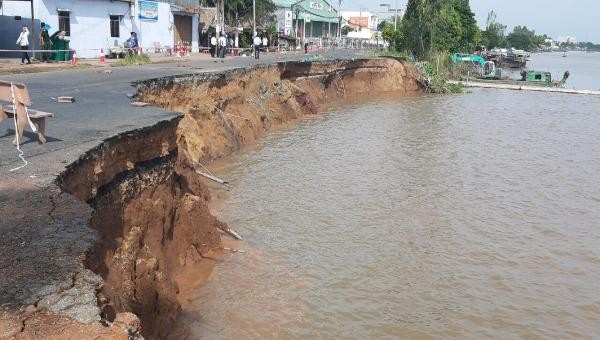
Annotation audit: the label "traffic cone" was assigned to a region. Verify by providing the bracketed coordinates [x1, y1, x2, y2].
[99, 48, 106, 64]
[71, 50, 77, 65]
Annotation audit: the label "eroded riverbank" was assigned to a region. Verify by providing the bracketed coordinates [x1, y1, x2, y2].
[0, 58, 423, 338]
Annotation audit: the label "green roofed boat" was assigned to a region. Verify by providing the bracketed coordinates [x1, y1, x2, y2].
[476, 61, 570, 88]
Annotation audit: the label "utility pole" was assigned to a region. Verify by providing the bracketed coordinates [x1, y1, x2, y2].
[338, 0, 342, 38]
[253, 0, 256, 36]
[216, 0, 224, 38]
[222, 0, 225, 35]
[394, 0, 398, 30]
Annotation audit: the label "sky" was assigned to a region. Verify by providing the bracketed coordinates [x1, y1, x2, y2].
[342, 0, 600, 43]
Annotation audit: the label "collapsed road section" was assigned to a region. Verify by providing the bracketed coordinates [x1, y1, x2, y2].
[1, 58, 423, 339]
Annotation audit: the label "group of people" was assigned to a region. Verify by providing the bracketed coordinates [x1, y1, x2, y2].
[209, 33, 229, 59]
[209, 32, 269, 60]
[15, 22, 52, 65]
[253, 34, 269, 60]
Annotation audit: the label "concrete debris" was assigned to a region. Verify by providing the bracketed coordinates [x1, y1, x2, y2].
[94, 69, 113, 75]
[37, 269, 103, 324]
[57, 96, 75, 103]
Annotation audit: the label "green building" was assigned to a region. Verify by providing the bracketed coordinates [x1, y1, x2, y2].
[273, 0, 339, 39]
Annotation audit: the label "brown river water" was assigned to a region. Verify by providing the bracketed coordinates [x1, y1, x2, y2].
[174, 59, 600, 339]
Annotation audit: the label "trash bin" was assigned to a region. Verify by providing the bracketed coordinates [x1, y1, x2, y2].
[50, 31, 70, 61]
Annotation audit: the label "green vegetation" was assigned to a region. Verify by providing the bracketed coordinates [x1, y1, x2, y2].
[578, 42, 600, 52]
[506, 26, 549, 51]
[379, 0, 481, 93]
[388, 0, 480, 59]
[415, 58, 465, 94]
[113, 54, 151, 66]
[481, 11, 506, 50]
[481, 11, 550, 50]
[201, 0, 276, 28]
[377, 1, 565, 92]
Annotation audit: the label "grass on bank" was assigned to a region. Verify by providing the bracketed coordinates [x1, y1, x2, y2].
[375, 49, 465, 94]
[113, 54, 151, 67]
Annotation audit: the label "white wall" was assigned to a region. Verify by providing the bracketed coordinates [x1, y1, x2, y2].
[191, 14, 198, 52]
[35, 0, 134, 58]
[2, 0, 199, 58]
[132, 1, 174, 52]
[1, 1, 31, 16]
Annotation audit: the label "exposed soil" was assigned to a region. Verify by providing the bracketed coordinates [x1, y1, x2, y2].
[0, 58, 423, 339]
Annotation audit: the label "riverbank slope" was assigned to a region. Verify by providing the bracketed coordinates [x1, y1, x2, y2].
[1, 58, 423, 339]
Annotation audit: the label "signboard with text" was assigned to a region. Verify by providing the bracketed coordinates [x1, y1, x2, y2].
[139, 1, 158, 21]
[309, 2, 323, 10]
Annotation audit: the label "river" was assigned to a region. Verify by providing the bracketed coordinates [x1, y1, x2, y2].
[174, 57, 600, 339]
[524, 51, 600, 90]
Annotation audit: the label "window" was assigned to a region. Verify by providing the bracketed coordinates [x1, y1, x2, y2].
[58, 11, 70, 36]
[110, 15, 120, 37]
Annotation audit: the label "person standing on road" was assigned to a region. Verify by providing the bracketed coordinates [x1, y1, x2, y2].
[262, 35, 269, 55]
[16, 26, 31, 65]
[39, 22, 51, 62]
[218, 33, 227, 59]
[210, 34, 217, 58]
[253, 34, 262, 60]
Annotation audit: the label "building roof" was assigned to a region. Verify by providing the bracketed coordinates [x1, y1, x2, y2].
[273, 0, 339, 23]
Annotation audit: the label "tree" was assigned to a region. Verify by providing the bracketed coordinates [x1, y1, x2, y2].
[381, 21, 403, 50]
[451, 0, 481, 51]
[341, 26, 351, 36]
[482, 10, 507, 49]
[203, 0, 276, 28]
[399, 0, 480, 58]
[507, 26, 539, 50]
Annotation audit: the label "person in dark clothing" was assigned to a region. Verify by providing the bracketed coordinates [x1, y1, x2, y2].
[39, 22, 51, 62]
[253, 34, 262, 60]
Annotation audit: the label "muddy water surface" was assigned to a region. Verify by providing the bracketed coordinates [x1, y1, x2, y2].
[177, 89, 600, 339]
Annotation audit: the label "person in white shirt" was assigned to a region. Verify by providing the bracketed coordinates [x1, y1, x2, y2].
[218, 34, 227, 58]
[210, 35, 217, 57]
[253, 34, 262, 59]
[16, 26, 31, 64]
[262, 36, 269, 54]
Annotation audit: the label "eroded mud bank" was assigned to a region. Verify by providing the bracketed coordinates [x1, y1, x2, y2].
[35, 58, 422, 339]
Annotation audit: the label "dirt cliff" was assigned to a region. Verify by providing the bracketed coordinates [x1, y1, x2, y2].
[1, 58, 423, 339]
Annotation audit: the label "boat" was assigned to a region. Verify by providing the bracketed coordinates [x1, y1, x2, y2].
[476, 62, 570, 88]
[484, 48, 529, 68]
[519, 70, 570, 87]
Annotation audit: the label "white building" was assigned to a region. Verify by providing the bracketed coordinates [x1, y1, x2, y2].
[557, 36, 577, 45]
[0, 0, 202, 59]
